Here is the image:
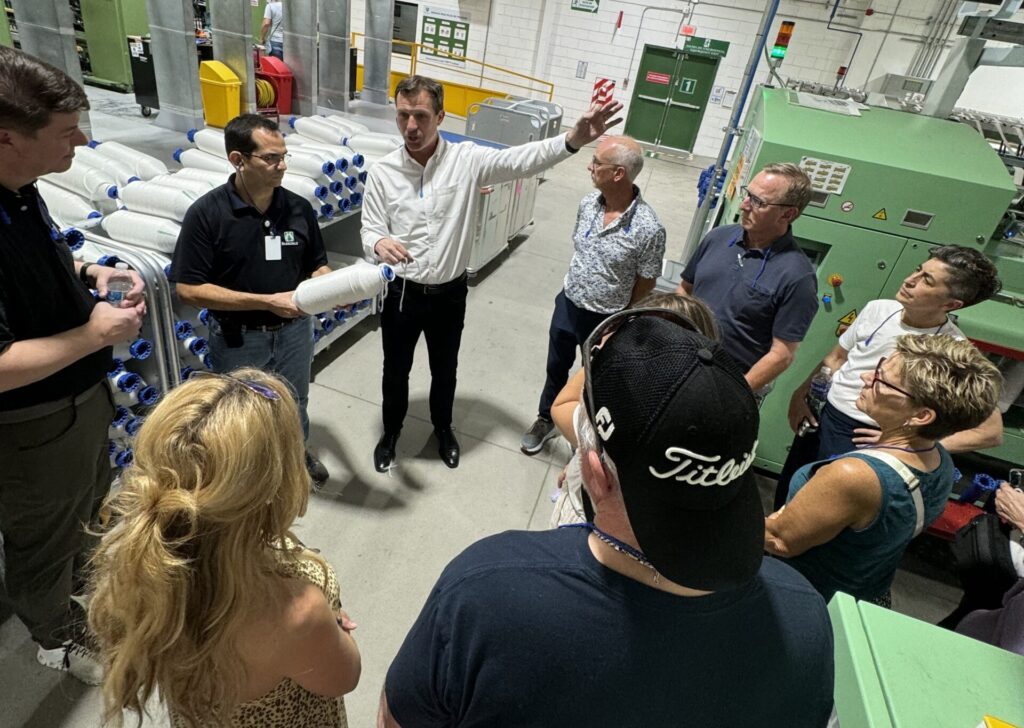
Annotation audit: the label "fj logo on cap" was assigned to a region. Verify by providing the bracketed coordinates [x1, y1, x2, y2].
[594, 406, 615, 440]
[649, 443, 758, 486]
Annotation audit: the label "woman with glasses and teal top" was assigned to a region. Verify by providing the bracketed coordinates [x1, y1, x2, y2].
[765, 335, 1000, 607]
[88, 368, 360, 727]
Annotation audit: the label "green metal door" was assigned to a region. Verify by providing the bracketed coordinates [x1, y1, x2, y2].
[624, 45, 677, 146]
[625, 40, 726, 152]
[659, 52, 718, 151]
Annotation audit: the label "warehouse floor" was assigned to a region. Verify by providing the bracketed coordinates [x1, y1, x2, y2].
[0, 88, 962, 727]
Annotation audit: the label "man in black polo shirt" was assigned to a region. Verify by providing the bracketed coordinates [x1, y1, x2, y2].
[677, 163, 818, 395]
[0, 47, 145, 684]
[171, 114, 331, 486]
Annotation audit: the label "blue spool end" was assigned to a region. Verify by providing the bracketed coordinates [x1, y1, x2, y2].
[173, 147, 184, 162]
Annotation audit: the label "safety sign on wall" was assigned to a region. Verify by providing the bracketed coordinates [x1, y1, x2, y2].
[421, 6, 471, 68]
[571, 0, 600, 12]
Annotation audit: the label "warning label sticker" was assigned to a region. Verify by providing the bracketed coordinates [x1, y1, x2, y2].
[873, 208, 888, 221]
[646, 71, 671, 85]
[836, 309, 858, 337]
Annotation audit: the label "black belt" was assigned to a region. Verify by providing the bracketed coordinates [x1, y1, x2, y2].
[395, 272, 467, 295]
[213, 316, 290, 333]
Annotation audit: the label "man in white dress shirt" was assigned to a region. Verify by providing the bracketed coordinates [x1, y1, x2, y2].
[361, 75, 621, 472]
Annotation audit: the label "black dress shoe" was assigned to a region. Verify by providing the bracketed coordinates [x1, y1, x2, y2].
[374, 432, 399, 473]
[435, 427, 460, 469]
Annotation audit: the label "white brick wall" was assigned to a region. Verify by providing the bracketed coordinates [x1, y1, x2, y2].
[350, 1, 1024, 149]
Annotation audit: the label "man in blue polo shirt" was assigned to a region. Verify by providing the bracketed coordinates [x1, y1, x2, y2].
[677, 162, 817, 395]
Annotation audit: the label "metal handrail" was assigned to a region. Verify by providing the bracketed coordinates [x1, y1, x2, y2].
[350, 33, 555, 101]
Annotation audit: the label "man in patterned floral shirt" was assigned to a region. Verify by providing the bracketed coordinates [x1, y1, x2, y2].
[521, 135, 665, 455]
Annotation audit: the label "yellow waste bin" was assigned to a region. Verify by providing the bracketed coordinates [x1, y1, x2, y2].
[199, 61, 241, 128]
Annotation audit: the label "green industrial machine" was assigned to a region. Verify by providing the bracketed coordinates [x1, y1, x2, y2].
[73, 0, 149, 91]
[715, 87, 1024, 474]
[1, 1, 13, 48]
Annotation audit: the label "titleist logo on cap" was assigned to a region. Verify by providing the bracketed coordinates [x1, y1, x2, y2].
[649, 443, 758, 487]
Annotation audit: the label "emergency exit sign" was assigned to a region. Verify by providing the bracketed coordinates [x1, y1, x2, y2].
[682, 36, 730, 59]
[571, 0, 599, 12]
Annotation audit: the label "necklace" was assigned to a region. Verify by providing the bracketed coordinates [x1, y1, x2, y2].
[561, 522, 660, 583]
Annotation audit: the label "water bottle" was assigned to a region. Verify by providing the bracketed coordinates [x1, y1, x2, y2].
[106, 262, 133, 308]
[798, 366, 832, 437]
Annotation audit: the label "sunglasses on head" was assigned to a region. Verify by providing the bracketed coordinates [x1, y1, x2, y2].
[189, 371, 281, 401]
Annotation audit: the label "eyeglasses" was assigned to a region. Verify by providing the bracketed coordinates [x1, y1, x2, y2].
[590, 157, 621, 168]
[740, 185, 794, 211]
[870, 357, 915, 399]
[244, 152, 291, 167]
[190, 371, 281, 400]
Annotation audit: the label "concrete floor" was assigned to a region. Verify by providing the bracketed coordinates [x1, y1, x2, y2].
[0, 89, 963, 727]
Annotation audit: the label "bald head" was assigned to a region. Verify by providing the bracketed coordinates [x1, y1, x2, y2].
[598, 135, 643, 183]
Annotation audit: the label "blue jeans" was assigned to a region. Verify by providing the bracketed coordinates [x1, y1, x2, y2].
[269, 41, 284, 60]
[208, 316, 314, 439]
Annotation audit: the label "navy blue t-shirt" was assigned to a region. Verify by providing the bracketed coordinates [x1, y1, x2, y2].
[385, 528, 834, 727]
[682, 224, 818, 371]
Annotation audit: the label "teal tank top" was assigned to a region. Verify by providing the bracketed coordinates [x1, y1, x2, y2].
[784, 448, 953, 601]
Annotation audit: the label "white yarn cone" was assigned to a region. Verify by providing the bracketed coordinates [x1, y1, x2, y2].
[73, 146, 141, 187]
[288, 116, 347, 146]
[302, 196, 335, 219]
[101, 210, 183, 253]
[286, 150, 336, 179]
[281, 173, 327, 201]
[119, 181, 200, 223]
[175, 147, 235, 174]
[88, 140, 168, 180]
[45, 163, 118, 210]
[165, 167, 230, 188]
[345, 131, 403, 157]
[323, 114, 371, 136]
[189, 127, 226, 158]
[284, 136, 355, 173]
[149, 173, 221, 198]
[36, 179, 102, 224]
[293, 262, 395, 313]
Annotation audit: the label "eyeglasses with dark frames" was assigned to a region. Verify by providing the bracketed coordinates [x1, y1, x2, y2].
[243, 152, 291, 167]
[870, 357, 915, 399]
[590, 156, 621, 168]
[740, 185, 794, 212]
[190, 371, 281, 400]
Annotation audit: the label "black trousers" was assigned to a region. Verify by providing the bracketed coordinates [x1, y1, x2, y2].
[0, 382, 114, 648]
[536, 290, 612, 421]
[381, 275, 468, 434]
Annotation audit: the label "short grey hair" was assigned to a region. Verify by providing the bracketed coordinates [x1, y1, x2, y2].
[760, 162, 812, 212]
[604, 139, 644, 182]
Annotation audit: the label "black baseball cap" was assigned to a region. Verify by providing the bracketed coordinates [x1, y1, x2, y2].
[587, 317, 763, 591]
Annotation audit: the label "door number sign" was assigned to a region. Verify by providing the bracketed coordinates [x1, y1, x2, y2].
[679, 78, 697, 95]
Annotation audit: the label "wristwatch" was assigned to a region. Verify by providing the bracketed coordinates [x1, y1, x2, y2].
[79, 262, 94, 286]
[565, 138, 580, 154]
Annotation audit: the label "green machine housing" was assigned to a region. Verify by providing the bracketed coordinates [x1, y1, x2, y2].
[715, 87, 1024, 473]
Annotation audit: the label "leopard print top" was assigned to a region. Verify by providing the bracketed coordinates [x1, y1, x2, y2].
[170, 550, 349, 728]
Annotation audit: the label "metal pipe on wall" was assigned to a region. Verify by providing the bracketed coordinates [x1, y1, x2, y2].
[921, 0, 959, 78]
[862, 0, 903, 86]
[9, 0, 92, 137]
[910, 0, 952, 78]
[318, 0, 352, 112]
[678, 0, 781, 266]
[363, 0, 396, 106]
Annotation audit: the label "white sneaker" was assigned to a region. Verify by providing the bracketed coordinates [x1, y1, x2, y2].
[36, 640, 103, 685]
